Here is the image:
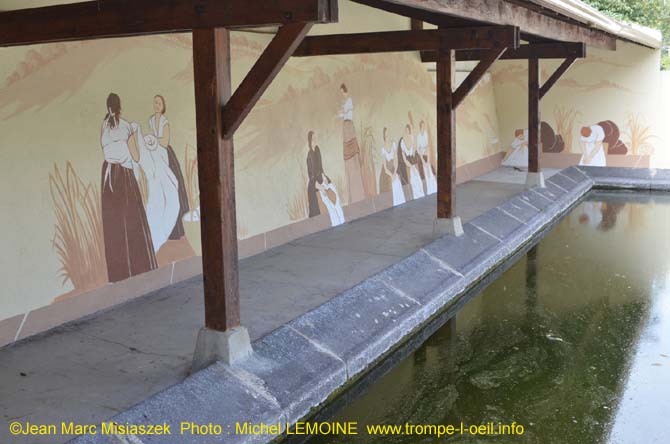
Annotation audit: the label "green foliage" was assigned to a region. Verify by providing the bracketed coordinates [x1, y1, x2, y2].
[663, 52, 670, 70]
[585, 0, 668, 28]
[584, 0, 670, 69]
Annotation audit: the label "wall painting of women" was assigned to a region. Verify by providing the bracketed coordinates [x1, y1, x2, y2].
[338, 84, 367, 205]
[100, 93, 157, 282]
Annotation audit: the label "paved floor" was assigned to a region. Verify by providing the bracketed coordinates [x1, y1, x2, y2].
[0, 170, 532, 444]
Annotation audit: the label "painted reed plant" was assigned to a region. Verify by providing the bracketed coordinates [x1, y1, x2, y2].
[359, 123, 378, 197]
[554, 106, 580, 153]
[625, 113, 655, 156]
[49, 162, 107, 291]
[287, 155, 309, 221]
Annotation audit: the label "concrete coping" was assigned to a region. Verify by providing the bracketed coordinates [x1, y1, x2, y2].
[68, 165, 669, 444]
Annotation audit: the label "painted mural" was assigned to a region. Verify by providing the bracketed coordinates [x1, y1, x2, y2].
[99, 92, 193, 283]
[0, 1, 666, 344]
[492, 41, 662, 170]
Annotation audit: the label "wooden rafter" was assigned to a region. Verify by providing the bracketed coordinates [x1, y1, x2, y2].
[410, 18, 432, 63]
[452, 47, 506, 108]
[540, 57, 578, 99]
[222, 22, 312, 138]
[0, 0, 336, 47]
[293, 26, 519, 57]
[349, 0, 615, 50]
[421, 43, 586, 62]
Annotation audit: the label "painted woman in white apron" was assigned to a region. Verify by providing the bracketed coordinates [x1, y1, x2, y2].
[579, 125, 607, 167]
[379, 127, 405, 206]
[133, 121, 179, 254]
[149, 95, 190, 239]
[400, 124, 425, 200]
[416, 120, 437, 195]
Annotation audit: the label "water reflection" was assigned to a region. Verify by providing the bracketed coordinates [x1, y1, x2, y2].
[305, 193, 670, 444]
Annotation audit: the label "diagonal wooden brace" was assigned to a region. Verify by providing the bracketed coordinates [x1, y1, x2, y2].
[222, 22, 312, 138]
[453, 47, 506, 109]
[539, 57, 578, 99]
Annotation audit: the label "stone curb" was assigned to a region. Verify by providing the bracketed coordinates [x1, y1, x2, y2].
[68, 165, 667, 444]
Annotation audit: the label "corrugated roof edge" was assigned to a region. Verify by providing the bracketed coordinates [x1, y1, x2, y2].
[531, 0, 662, 49]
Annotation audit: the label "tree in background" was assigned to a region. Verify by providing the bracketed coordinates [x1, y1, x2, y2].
[584, 0, 670, 69]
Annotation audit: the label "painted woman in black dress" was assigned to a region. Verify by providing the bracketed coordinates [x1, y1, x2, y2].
[307, 130, 325, 217]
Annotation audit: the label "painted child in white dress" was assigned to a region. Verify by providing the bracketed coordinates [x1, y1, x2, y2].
[416, 120, 437, 195]
[400, 124, 425, 200]
[579, 125, 607, 167]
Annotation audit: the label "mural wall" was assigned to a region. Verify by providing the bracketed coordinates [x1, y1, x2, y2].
[492, 41, 664, 169]
[0, 1, 665, 344]
[0, 1, 503, 340]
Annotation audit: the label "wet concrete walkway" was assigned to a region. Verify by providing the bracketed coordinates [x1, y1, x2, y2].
[0, 169, 550, 444]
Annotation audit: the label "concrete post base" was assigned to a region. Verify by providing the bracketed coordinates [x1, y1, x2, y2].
[433, 217, 464, 238]
[192, 326, 252, 372]
[526, 171, 546, 189]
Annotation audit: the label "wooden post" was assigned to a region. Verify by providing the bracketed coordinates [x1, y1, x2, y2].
[193, 28, 240, 332]
[528, 57, 540, 174]
[436, 48, 456, 219]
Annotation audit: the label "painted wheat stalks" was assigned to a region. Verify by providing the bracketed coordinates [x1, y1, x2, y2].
[184, 144, 200, 211]
[49, 162, 107, 291]
[359, 123, 378, 197]
[624, 114, 655, 156]
[554, 106, 580, 153]
[287, 156, 309, 221]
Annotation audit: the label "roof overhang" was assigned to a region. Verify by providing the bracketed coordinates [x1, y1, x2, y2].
[351, 0, 617, 50]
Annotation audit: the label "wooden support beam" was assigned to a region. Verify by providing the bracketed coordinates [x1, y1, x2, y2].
[540, 57, 578, 99]
[436, 48, 456, 219]
[452, 47, 506, 108]
[222, 22, 312, 138]
[421, 43, 586, 62]
[410, 18, 434, 63]
[528, 57, 541, 174]
[0, 0, 336, 47]
[193, 28, 240, 332]
[350, 0, 616, 50]
[293, 26, 519, 57]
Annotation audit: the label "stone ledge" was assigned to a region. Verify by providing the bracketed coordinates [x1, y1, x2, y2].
[69, 165, 669, 444]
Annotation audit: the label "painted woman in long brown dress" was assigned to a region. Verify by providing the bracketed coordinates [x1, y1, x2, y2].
[338, 83, 366, 205]
[150, 95, 190, 239]
[101, 93, 157, 282]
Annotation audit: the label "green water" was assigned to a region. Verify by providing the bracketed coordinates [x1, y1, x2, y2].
[304, 193, 670, 444]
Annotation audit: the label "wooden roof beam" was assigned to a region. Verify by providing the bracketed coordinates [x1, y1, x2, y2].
[0, 0, 338, 47]
[350, 0, 615, 50]
[293, 26, 520, 57]
[421, 42, 586, 62]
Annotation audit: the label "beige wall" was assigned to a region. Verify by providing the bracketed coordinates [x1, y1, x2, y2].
[0, 2, 664, 344]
